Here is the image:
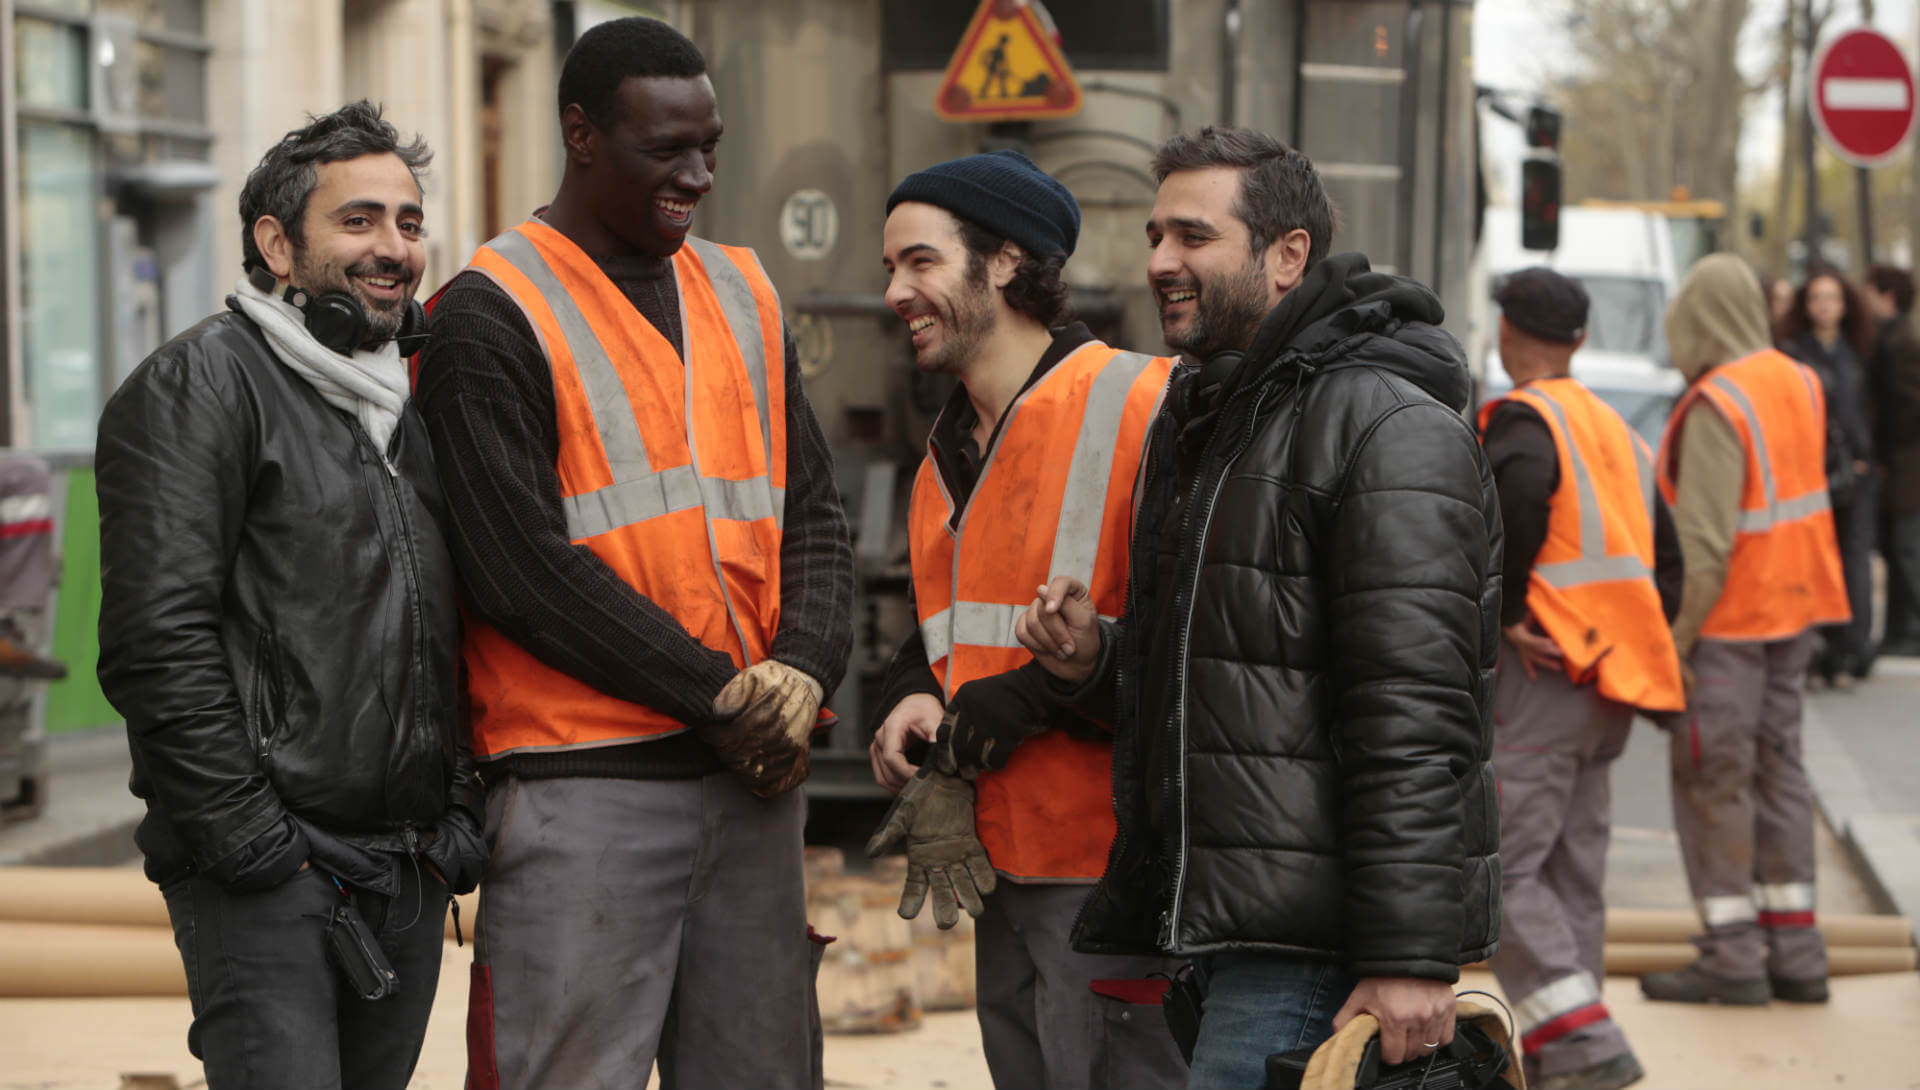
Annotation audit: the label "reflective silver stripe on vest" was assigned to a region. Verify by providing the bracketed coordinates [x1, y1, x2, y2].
[920, 601, 1024, 665]
[1527, 391, 1654, 589]
[485, 230, 782, 540]
[1046, 350, 1160, 583]
[686, 237, 776, 470]
[1707, 373, 1831, 534]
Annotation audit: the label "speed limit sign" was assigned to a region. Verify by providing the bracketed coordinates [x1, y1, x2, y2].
[779, 189, 839, 261]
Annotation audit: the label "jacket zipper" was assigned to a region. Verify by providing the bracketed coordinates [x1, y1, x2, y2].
[360, 424, 434, 781]
[1159, 382, 1274, 947]
[246, 629, 273, 762]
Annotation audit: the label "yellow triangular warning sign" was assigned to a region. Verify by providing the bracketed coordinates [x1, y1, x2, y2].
[933, 0, 1083, 122]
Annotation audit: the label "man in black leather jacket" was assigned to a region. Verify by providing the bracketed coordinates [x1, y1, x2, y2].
[96, 102, 485, 1090]
[1018, 127, 1502, 1089]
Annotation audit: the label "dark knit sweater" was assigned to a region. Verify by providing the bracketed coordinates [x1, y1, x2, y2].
[417, 249, 853, 781]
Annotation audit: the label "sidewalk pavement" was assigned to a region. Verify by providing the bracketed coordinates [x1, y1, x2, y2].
[1804, 655, 1920, 936]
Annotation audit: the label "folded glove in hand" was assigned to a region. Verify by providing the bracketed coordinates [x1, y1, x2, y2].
[864, 768, 997, 929]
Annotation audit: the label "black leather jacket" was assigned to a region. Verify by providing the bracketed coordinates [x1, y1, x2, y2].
[98, 305, 479, 891]
[1071, 255, 1503, 980]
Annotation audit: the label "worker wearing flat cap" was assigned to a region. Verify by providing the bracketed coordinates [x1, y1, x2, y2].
[1476, 267, 1685, 1090]
[865, 150, 1185, 1090]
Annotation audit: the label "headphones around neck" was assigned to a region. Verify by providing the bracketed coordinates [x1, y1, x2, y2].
[248, 265, 429, 356]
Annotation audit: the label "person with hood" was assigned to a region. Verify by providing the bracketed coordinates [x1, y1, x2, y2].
[1013, 125, 1503, 1088]
[1642, 254, 1849, 1007]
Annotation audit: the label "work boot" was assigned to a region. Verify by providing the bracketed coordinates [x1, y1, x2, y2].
[1537, 1053, 1646, 1090]
[1639, 963, 1770, 1005]
[0, 625, 63, 680]
[1770, 975, 1830, 1003]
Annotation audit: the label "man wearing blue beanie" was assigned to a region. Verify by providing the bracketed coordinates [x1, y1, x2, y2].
[865, 150, 1186, 1089]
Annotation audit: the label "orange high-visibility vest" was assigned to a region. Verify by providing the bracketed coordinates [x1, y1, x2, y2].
[1479, 378, 1684, 712]
[909, 343, 1171, 881]
[1657, 349, 1850, 641]
[456, 220, 788, 759]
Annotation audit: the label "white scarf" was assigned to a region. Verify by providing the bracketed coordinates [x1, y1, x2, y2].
[231, 276, 411, 461]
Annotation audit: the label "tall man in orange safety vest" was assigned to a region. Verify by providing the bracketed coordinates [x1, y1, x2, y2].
[1478, 269, 1685, 1090]
[1641, 253, 1849, 1008]
[864, 151, 1185, 1090]
[415, 18, 852, 1089]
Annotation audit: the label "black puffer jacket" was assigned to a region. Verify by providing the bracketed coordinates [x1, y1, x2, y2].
[1072, 254, 1503, 981]
[98, 306, 480, 891]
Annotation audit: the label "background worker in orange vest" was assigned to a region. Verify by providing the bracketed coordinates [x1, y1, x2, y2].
[415, 18, 853, 1090]
[1478, 269, 1685, 1090]
[864, 151, 1185, 1090]
[1640, 253, 1850, 1008]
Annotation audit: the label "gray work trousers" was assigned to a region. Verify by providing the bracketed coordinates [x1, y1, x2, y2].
[1486, 645, 1635, 1078]
[469, 774, 820, 1090]
[975, 881, 1187, 1090]
[1670, 634, 1828, 982]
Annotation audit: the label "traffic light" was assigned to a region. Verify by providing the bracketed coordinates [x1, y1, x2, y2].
[1521, 156, 1562, 251]
[1521, 104, 1563, 251]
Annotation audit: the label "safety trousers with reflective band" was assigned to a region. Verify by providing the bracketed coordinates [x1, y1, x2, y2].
[910, 342, 1171, 881]
[1479, 379, 1684, 713]
[455, 221, 788, 759]
[1658, 349, 1849, 641]
[1514, 971, 1611, 1054]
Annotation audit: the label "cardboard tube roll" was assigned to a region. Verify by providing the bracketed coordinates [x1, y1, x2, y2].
[0, 921, 187, 997]
[1605, 908, 1914, 948]
[0, 867, 169, 928]
[1601, 942, 1918, 976]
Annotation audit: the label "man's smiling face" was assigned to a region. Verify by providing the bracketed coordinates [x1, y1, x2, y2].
[1146, 166, 1275, 362]
[287, 152, 427, 348]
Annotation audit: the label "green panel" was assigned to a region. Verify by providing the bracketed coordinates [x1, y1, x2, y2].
[45, 469, 118, 733]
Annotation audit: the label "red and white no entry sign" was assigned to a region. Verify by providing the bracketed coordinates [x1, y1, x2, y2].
[1813, 28, 1916, 167]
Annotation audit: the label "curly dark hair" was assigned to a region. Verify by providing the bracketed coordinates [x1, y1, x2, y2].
[238, 100, 430, 272]
[1781, 265, 1877, 358]
[954, 217, 1072, 328]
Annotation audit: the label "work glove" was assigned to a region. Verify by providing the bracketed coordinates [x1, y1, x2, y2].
[924, 662, 1070, 777]
[864, 767, 997, 929]
[705, 659, 824, 797]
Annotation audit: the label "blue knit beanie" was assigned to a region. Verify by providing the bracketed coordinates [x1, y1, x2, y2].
[886, 150, 1081, 257]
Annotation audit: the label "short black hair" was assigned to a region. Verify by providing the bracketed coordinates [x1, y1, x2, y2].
[237, 100, 429, 272]
[558, 17, 707, 129]
[955, 216, 1073, 329]
[1151, 125, 1337, 270]
[1868, 263, 1916, 315]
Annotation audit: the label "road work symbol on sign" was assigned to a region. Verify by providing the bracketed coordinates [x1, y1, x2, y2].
[933, 0, 1083, 123]
[1813, 27, 1916, 167]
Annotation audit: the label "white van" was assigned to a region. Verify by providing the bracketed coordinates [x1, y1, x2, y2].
[1479, 206, 1686, 445]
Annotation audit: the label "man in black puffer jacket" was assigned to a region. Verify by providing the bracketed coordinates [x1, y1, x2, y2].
[97, 102, 484, 1090]
[1018, 126, 1502, 1089]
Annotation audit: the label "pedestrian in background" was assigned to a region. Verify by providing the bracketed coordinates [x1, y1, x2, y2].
[1017, 125, 1502, 1087]
[97, 101, 485, 1090]
[1780, 266, 1878, 685]
[1643, 253, 1849, 1008]
[1762, 273, 1796, 344]
[1480, 268, 1684, 1090]
[1863, 265, 1920, 656]
[416, 17, 852, 1089]
[865, 151, 1183, 1090]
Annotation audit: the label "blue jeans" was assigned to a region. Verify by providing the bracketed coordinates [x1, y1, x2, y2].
[1186, 953, 1355, 1090]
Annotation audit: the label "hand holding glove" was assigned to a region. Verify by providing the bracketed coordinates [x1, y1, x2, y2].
[705, 659, 824, 797]
[924, 663, 1064, 777]
[864, 767, 996, 928]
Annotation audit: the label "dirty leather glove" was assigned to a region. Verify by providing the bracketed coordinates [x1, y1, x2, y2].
[864, 768, 997, 929]
[705, 659, 824, 797]
[927, 662, 1068, 777]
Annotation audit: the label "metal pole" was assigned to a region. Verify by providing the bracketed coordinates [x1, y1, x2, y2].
[1857, 166, 1876, 268]
[1802, 0, 1822, 265]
